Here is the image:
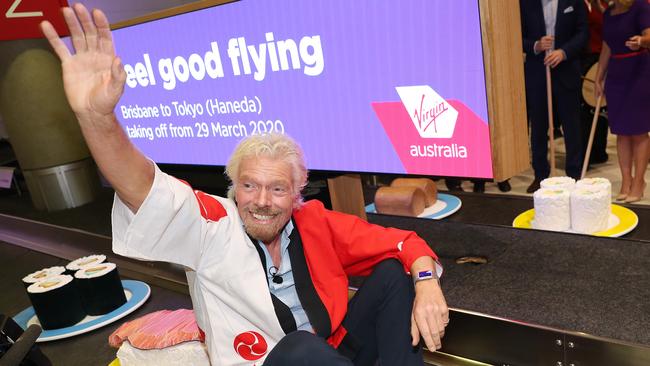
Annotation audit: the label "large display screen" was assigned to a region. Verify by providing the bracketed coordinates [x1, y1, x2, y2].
[112, 0, 493, 178]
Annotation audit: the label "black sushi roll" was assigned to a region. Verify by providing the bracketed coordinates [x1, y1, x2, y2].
[74, 262, 127, 315]
[65, 254, 107, 275]
[26, 274, 86, 330]
[22, 266, 66, 289]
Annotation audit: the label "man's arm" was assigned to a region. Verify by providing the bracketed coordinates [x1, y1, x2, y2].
[41, 4, 153, 212]
[312, 201, 449, 350]
[409, 256, 448, 351]
[519, 0, 539, 55]
[558, 1, 589, 61]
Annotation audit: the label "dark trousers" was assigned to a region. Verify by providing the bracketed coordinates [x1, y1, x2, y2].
[264, 259, 422, 366]
[528, 83, 584, 180]
[580, 52, 609, 164]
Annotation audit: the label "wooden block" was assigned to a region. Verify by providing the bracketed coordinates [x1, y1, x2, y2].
[391, 178, 437, 206]
[374, 186, 426, 217]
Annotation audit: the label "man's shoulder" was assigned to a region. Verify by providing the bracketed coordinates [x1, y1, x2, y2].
[295, 199, 326, 214]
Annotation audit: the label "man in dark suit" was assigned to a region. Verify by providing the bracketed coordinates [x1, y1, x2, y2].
[520, 0, 589, 192]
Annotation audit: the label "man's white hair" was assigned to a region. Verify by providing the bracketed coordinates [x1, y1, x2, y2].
[225, 133, 308, 208]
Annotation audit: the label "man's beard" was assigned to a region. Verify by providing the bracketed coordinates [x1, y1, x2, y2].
[243, 208, 289, 244]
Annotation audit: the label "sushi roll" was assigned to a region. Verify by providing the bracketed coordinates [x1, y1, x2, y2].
[65, 254, 107, 275]
[540, 176, 576, 192]
[22, 266, 65, 289]
[26, 274, 86, 330]
[571, 187, 610, 234]
[74, 262, 127, 315]
[533, 188, 571, 231]
[576, 177, 612, 199]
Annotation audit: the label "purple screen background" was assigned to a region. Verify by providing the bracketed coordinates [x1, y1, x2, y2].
[112, 0, 489, 174]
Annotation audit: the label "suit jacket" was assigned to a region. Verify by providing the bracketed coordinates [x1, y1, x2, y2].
[520, 0, 589, 92]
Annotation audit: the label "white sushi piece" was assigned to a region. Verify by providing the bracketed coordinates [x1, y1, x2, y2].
[74, 262, 117, 279]
[22, 266, 66, 287]
[533, 188, 571, 231]
[571, 187, 610, 234]
[66, 254, 107, 272]
[576, 177, 612, 199]
[540, 176, 576, 192]
[27, 274, 74, 293]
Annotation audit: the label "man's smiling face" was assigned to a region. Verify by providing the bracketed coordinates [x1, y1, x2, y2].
[235, 156, 294, 244]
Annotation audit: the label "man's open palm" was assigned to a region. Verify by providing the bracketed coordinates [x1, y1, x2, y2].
[40, 4, 125, 118]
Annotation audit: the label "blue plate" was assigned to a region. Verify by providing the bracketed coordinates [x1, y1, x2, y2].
[14, 280, 150, 342]
[366, 193, 462, 219]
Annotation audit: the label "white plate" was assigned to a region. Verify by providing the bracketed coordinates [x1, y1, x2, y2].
[366, 193, 462, 220]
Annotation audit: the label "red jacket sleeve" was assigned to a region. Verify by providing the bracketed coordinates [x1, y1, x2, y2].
[314, 201, 438, 276]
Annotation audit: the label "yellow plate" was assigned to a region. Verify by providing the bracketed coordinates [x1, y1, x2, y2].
[512, 204, 638, 237]
[108, 359, 120, 366]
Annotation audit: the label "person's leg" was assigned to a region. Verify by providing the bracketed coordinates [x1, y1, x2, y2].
[617, 135, 634, 199]
[264, 331, 353, 366]
[342, 259, 422, 366]
[556, 87, 583, 179]
[628, 133, 649, 200]
[528, 92, 550, 181]
[592, 114, 610, 163]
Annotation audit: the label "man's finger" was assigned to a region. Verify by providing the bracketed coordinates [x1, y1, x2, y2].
[415, 312, 436, 350]
[40, 21, 71, 60]
[426, 312, 442, 350]
[410, 313, 420, 347]
[416, 313, 440, 351]
[110, 57, 127, 94]
[62, 7, 86, 53]
[74, 3, 99, 51]
[441, 306, 449, 325]
[93, 8, 114, 55]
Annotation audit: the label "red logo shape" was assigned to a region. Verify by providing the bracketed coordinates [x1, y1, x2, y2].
[233, 331, 268, 361]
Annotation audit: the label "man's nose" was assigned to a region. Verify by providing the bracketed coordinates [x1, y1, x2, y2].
[254, 187, 272, 207]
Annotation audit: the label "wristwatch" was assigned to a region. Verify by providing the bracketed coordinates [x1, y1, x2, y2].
[414, 270, 438, 284]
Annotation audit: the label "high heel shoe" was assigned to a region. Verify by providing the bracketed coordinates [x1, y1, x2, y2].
[624, 194, 643, 203]
[624, 183, 646, 203]
[616, 182, 632, 201]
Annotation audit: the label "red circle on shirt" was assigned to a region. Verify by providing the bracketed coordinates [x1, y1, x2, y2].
[233, 331, 268, 361]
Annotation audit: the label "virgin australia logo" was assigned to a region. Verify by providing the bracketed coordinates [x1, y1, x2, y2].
[395, 86, 458, 138]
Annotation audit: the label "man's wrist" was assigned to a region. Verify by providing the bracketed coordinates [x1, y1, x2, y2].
[413, 269, 439, 284]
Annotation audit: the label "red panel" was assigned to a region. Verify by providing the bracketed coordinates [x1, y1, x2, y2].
[0, 0, 69, 41]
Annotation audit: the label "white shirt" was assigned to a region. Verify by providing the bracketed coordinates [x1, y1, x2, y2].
[542, 0, 558, 37]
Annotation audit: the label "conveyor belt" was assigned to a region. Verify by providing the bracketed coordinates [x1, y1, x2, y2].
[0, 240, 192, 366]
[3, 201, 650, 365]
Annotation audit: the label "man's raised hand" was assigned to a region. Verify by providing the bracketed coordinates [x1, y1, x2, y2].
[40, 4, 126, 120]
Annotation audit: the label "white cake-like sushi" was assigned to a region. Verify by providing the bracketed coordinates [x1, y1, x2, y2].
[26, 274, 86, 330]
[66, 254, 107, 273]
[116, 341, 210, 366]
[533, 188, 571, 231]
[540, 176, 576, 191]
[571, 187, 610, 234]
[74, 262, 126, 315]
[576, 177, 612, 199]
[22, 266, 65, 288]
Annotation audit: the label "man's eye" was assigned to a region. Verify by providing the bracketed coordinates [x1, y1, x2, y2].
[242, 182, 256, 190]
[273, 186, 288, 194]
